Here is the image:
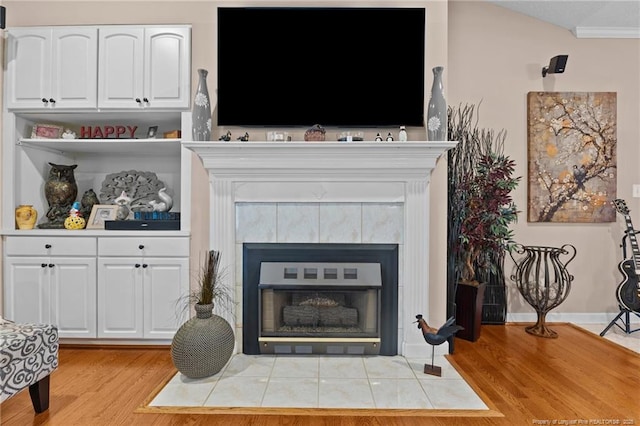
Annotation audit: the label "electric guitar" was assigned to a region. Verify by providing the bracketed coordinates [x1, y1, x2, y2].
[613, 199, 640, 312]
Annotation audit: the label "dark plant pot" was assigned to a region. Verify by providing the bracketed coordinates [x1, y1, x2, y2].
[455, 282, 486, 342]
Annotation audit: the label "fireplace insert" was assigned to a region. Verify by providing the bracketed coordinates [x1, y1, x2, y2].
[258, 262, 382, 355]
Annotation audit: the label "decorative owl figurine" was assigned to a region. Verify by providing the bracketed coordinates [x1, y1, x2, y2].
[38, 163, 78, 229]
[80, 189, 100, 220]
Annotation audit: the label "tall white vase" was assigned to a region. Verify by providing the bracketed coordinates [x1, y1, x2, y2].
[192, 69, 212, 141]
[426, 66, 447, 141]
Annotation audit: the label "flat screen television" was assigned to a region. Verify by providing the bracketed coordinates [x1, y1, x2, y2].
[217, 7, 426, 128]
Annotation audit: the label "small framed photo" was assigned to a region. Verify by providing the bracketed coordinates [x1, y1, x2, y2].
[86, 205, 118, 229]
[146, 126, 158, 139]
[31, 124, 64, 139]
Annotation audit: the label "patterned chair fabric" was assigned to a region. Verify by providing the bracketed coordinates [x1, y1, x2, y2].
[0, 318, 59, 412]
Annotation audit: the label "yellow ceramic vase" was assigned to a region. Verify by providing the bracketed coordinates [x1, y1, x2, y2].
[15, 205, 37, 230]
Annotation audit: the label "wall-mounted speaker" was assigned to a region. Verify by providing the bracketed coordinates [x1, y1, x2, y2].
[542, 54, 569, 77]
[0, 6, 6, 30]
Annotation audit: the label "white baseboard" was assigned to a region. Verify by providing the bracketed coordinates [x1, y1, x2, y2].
[507, 311, 640, 324]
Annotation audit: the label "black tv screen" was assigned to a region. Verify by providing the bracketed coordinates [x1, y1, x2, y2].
[217, 7, 426, 128]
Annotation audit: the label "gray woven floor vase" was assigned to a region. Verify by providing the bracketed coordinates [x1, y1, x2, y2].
[171, 303, 235, 378]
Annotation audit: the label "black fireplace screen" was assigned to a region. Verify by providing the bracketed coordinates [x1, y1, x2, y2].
[242, 243, 399, 356]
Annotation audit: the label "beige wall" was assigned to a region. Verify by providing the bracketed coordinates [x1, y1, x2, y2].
[1, 0, 638, 321]
[449, 2, 640, 317]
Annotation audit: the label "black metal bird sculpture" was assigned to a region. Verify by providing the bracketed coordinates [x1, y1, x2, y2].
[415, 314, 464, 376]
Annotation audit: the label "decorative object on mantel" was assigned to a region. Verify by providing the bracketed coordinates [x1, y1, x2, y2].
[509, 244, 576, 338]
[38, 163, 78, 229]
[218, 130, 231, 141]
[399, 126, 408, 142]
[337, 131, 364, 142]
[99, 170, 167, 213]
[427, 66, 447, 141]
[386, 132, 394, 141]
[415, 315, 463, 376]
[15, 204, 37, 230]
[375, 133, 383, 142]
[304, 124, 326, 141]
[171, 250, 235, 379]
[63, 202, 86, 230]
[237, 132, 250, 142]
[192, 68, 212, 141]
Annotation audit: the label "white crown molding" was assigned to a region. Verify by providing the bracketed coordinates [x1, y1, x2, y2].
[572, 26, 640, 39]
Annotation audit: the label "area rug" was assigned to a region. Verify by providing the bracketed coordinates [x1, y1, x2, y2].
[136, 354, 502, 417]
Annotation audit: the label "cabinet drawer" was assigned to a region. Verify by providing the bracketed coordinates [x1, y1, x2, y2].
[98, 237, 189, 257]
[5, 236, 97, 256]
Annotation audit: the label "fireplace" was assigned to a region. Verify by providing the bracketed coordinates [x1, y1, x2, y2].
[243, 243, 398, 355]
[184, 140, 456, 357]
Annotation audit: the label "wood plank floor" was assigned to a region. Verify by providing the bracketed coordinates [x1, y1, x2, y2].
[1, 323, 638, 425]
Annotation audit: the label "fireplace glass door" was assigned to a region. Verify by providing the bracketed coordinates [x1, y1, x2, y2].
[258, 262, 382, 355]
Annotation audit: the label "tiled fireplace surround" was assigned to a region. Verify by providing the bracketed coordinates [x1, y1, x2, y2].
[185, 141, 456, 358]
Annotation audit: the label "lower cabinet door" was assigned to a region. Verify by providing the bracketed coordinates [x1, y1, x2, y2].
[97, 258, 144, 338]
[50, 258, 97, 338]
[3, 257, 50, 325]
[142, 257, 189, 339]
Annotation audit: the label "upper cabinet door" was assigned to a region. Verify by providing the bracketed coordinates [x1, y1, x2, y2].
[51, 28, 98, 109]
[99, 26, 190, 110]
[5, 27, 98, 110]
[6, 28, 52, 109]
[144, 27, 191, 109]
[98, 27, 145, 109]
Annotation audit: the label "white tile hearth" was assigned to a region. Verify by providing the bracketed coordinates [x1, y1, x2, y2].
[149, 354, 488, 410]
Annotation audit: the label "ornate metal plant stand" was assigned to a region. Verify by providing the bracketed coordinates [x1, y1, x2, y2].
[509, 244, 576, 338]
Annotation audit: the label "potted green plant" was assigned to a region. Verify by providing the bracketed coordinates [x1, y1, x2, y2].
[171, 250, 235, 378]
[447, 104, 520, 341]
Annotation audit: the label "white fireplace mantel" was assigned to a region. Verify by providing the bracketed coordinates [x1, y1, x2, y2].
[184, 140, 457, 357]
[183, 141, 455, 180]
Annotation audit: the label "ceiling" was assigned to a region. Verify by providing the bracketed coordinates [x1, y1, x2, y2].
[486, 0, 640, 38]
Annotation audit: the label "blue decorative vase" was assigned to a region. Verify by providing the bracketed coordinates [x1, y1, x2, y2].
[192, 69, 212, 141]
[426, 66, 447, 141]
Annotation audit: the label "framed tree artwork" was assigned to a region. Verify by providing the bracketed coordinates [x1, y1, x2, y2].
[527, 91, 617, 223]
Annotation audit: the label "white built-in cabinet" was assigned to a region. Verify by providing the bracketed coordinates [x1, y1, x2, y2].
[4, 25, 190, 111]
[3, 237, 97, 338]
[98, 26, 191, 109]
[5, 27, 98, 109]
[1, 24, 193, 344]
[97, 238, 189, 339]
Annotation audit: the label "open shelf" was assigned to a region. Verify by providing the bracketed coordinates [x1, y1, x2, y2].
[18, 138, 182, 156]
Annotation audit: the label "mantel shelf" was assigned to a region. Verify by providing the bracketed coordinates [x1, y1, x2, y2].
[18, 138, 181, 156]
[183, 141, 458, 181]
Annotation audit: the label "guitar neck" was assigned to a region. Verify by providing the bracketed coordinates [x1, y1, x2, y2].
[624, 214, 640, 270]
